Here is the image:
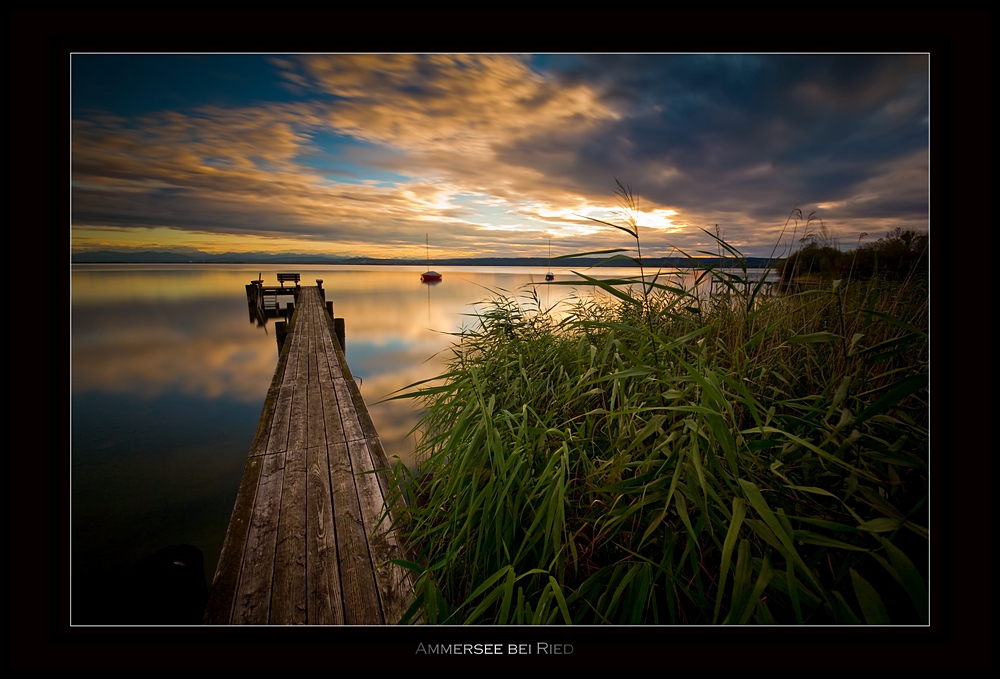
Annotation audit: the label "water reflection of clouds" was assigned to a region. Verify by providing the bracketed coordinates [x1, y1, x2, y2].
[73, 329, 279, 402]
[71, 267, 654, 456]
[72, 280, 280, 402]
[354, 345, 453, 469]
[72, 266, 281, 304]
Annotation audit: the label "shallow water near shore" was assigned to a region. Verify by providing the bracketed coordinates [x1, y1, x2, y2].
[69, 263, 773, 623]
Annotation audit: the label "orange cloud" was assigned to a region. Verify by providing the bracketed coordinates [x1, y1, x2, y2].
[75, 55, 910, 259]
[293, 54, 617, 153]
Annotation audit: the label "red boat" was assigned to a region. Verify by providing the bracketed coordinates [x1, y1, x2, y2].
[420, 234, 442, 283]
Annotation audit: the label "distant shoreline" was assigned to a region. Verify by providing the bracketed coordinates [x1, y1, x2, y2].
[72, 254, 779, 268]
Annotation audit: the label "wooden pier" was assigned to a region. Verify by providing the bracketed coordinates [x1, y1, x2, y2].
[245, 278, 296, 323]
[205, 284, 414, 625]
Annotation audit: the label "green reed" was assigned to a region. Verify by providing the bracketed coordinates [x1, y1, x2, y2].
[382, 201, 928, 626]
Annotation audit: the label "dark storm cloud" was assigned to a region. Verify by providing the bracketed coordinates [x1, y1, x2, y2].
[72, 54, 928, 257]
[500, 54, 928, 234]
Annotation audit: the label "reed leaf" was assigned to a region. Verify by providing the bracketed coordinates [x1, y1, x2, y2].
[385, 194, 927, 625]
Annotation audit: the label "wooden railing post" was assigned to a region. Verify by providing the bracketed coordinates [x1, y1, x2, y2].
[275, 321, 287, 355]
[334, 318, 345, 354]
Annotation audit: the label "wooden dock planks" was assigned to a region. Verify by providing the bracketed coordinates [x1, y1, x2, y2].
[205, 286, 413, 625]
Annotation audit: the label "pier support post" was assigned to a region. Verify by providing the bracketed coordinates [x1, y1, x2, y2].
[326, 301, 334, 318]
[247, 282, 265, 323]
[275, 321, 287, 356]
[246, 284, 255, 322]
[334, 318, 345, 354]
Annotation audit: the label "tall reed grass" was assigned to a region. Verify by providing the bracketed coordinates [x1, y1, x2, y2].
[384, 195, 928, 625]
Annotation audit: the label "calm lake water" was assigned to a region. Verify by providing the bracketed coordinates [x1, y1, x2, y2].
[70, 263, 772, 623]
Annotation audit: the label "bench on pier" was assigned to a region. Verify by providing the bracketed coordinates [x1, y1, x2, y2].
[277, 272, 301, 287]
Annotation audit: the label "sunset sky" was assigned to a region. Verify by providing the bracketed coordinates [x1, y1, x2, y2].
[71, 53, 929, 259]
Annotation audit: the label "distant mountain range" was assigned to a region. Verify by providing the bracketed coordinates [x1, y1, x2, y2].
[72, 250, 779, 268]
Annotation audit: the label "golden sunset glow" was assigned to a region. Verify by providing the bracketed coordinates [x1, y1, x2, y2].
[72, 54, 929, 260]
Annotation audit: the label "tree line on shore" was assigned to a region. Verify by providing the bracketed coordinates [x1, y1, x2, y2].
[778, 227, 928, 284]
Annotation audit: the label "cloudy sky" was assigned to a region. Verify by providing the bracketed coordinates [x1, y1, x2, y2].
[71, 53, 929, 259]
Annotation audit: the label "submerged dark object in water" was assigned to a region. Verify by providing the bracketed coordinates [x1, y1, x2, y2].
[126, 544, 208, 624]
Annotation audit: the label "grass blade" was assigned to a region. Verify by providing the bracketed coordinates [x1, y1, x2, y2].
[850, 568, 890, 624]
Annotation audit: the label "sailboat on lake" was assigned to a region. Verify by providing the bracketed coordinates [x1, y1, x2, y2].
[545, 239, 555, 281]
[421, 234, 442, 282]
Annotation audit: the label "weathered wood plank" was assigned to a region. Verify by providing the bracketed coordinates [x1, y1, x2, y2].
[286, 385, 308, 457]
[307, 360, 328, 451]
[266, 384, 294, 456]
[319, 371, 346, 447]
[264, 306, 301, 457]
[246, 319, 293, 457]
[212, 285, 418, 625]
[347, 378, 378, 440]
[348, 438, 414, 624]
[293, 311, 309, 383]
[303, 378, 323, 438]
[205, 293, 297, 623]
[334, 378, 366, 442]
[328, 441, 383, 624]
[318, 316, 345, 380]
[306, 443, 345, 625]
[318, 293, 353, 379]
[364, 434, 403, 509]
[232, 452, 286, 624]
[203, 454, 262, 624]
[270, 444, 307, 624]
[268, 298, 311, 622]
